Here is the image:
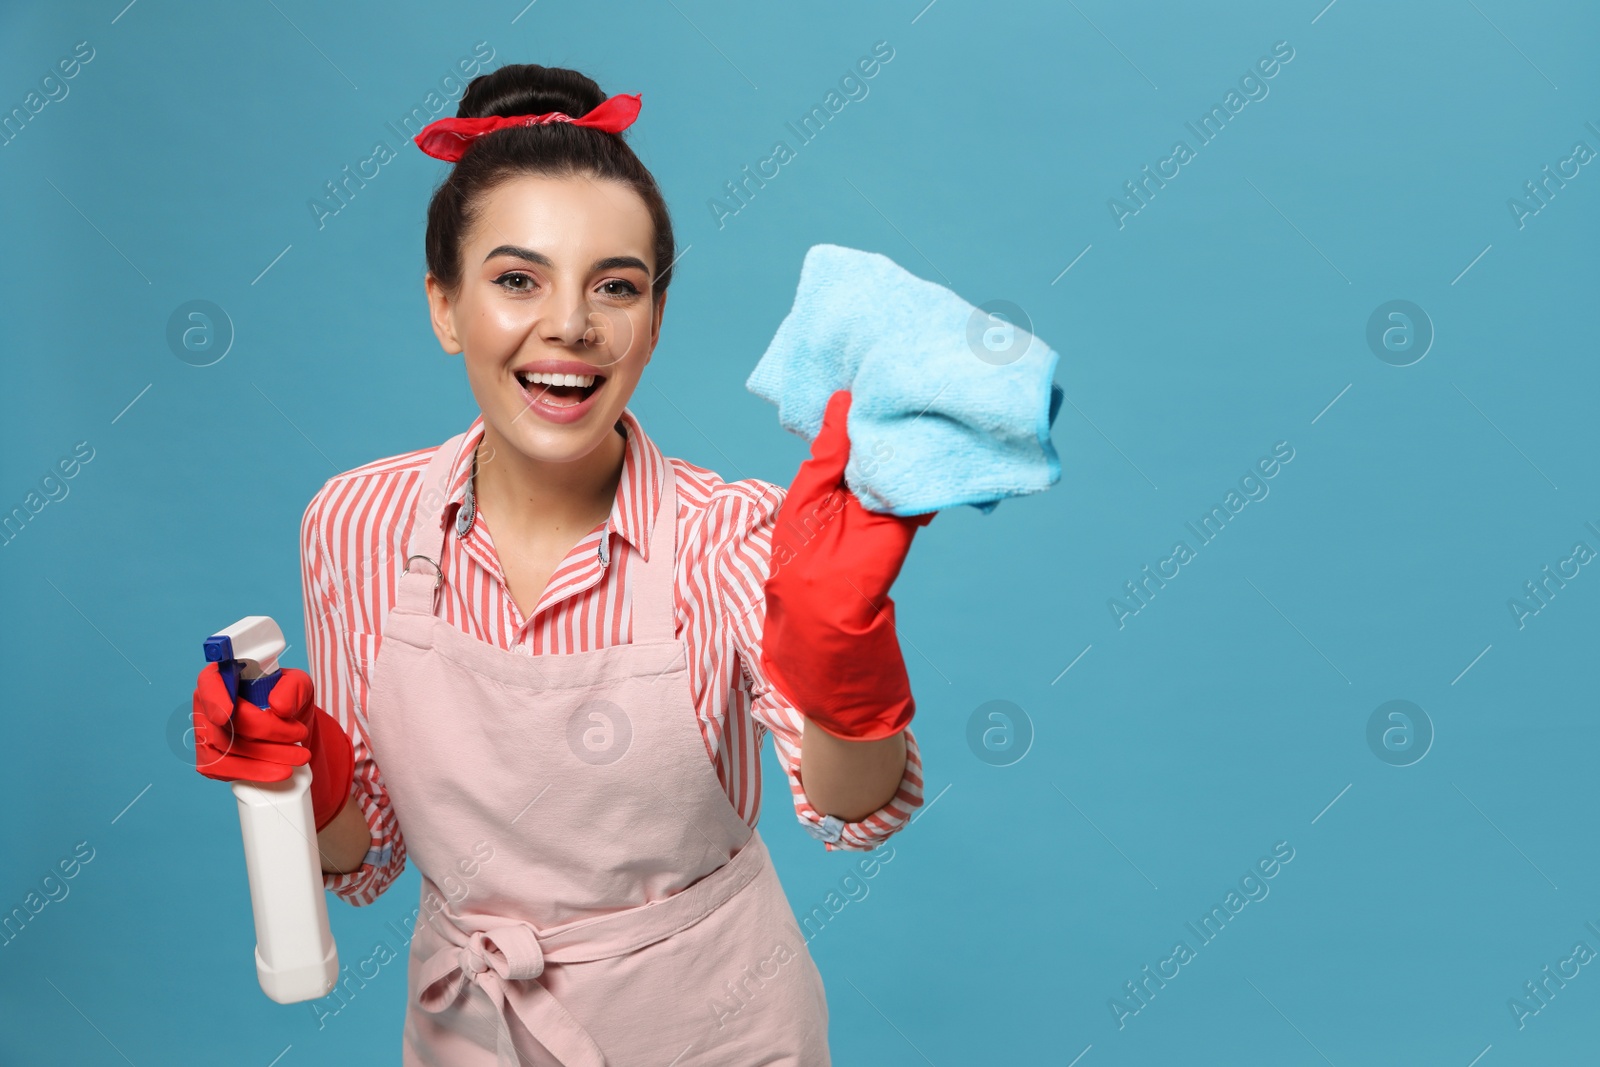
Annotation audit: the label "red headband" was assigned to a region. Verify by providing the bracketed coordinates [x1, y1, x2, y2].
[413, 92, 642, 162]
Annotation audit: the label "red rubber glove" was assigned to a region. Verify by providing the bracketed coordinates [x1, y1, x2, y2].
[192, 662, 355, 833]
[761, 389, 935, 742]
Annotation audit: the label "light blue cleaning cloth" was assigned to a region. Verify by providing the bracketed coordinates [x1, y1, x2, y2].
[746, 243, 1065, 516]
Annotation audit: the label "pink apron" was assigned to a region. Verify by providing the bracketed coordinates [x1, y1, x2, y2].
[364, 432, 832, 1066]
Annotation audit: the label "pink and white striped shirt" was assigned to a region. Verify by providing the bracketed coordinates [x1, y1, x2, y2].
[301, 407, 924, 907]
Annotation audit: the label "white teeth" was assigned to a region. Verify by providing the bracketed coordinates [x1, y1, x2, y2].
[517, 371, 596, 388]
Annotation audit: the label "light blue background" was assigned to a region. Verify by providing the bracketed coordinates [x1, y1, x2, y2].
[3, 1, 1597, 1063]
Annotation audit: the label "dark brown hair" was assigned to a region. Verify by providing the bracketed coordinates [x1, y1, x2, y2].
[423, 64, 675, 302]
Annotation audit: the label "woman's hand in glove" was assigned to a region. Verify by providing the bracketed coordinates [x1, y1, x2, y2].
[192, 663, 355, 832]
[761, 389, 935, 742]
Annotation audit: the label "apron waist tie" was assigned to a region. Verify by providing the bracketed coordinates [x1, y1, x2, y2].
[415, 831, 768, 1067]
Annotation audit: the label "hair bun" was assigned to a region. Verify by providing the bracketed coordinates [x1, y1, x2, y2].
[458, 63, 605, 122]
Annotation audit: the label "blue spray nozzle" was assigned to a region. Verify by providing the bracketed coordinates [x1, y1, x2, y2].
[205, 636, 244, 704]
[204, 625, 283, 708]
[239, 672, 281, 709]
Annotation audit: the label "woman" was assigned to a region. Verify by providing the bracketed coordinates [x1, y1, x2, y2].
[191, 63, 933, 1066]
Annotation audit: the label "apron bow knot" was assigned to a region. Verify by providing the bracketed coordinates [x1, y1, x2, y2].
[419, 921, 546, 1012]
[415, 912, 608, 1067]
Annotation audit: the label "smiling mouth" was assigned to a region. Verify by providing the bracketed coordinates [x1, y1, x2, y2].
[514, 370, 605, 407]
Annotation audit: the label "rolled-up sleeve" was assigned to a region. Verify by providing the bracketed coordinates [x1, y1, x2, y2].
[710, 480, 923, 852]
[301, 482, 408, 906]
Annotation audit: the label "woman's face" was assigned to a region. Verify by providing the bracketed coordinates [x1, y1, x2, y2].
[425, 172, 665, 465]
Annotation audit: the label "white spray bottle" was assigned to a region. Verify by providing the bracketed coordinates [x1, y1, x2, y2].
[204, 616, 340, 1004]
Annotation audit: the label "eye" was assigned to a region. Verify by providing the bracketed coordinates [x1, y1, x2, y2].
[599, 279, 641, 298]
[493, 271, 536, 292]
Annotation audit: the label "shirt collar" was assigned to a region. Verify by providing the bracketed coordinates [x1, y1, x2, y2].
[437, 406, 666, 561]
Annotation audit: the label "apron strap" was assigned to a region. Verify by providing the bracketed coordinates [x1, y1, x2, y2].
[629, 459, 678, 646]
[396, 432, 469, 617]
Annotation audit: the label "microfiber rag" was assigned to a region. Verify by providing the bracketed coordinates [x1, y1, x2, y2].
[746, 243, 1065, 516]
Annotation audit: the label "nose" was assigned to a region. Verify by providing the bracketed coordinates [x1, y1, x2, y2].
[539, 283, 595, 349]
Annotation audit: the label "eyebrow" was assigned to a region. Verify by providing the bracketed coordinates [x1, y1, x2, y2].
[483, 244, 651, 276]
